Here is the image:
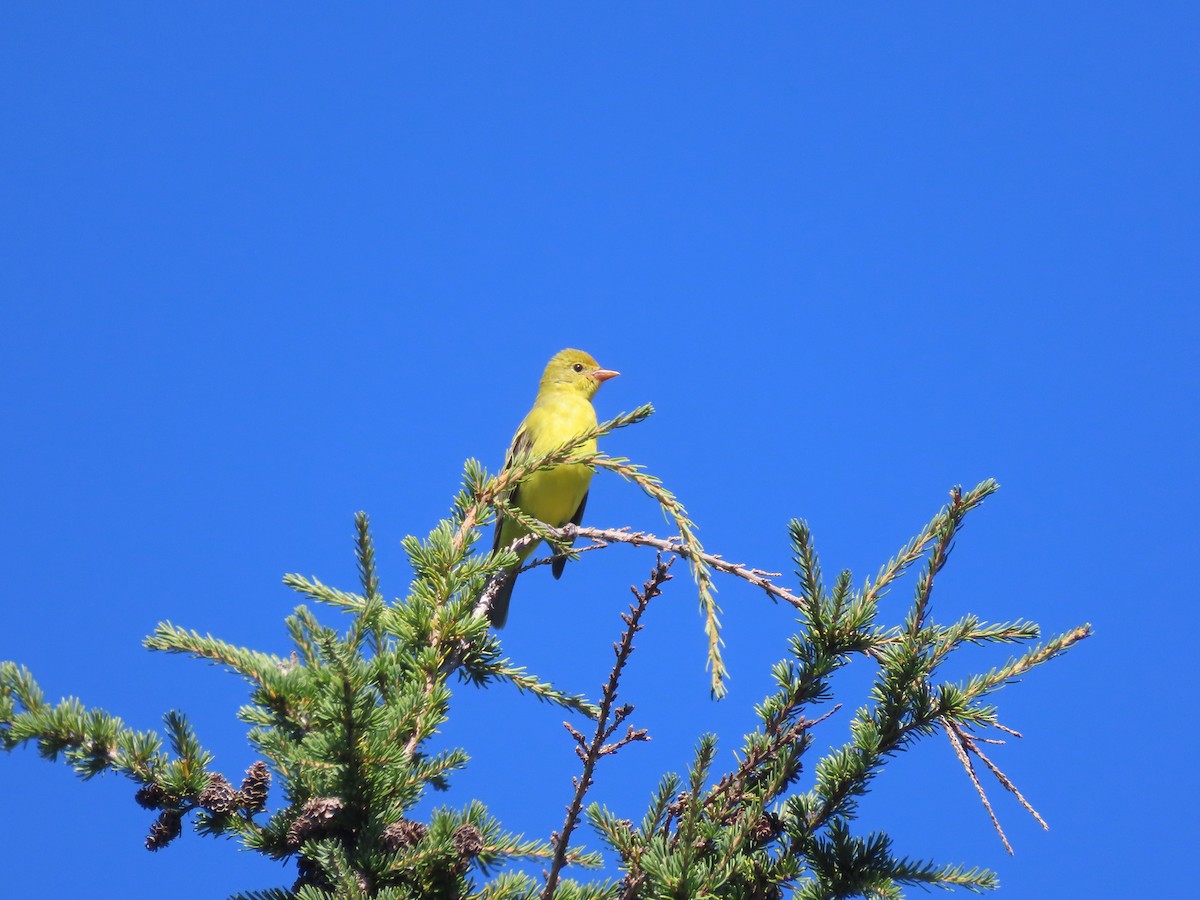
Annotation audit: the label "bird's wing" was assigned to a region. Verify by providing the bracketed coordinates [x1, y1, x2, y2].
[552, 489, 588, 579]
[492, 424, 534, 554]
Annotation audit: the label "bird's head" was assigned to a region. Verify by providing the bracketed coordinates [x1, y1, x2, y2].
[540, 348, 619, 399]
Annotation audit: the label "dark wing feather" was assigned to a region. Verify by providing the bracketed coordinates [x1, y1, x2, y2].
[552, 489, 588, 580]
[492, 426, 533, 555]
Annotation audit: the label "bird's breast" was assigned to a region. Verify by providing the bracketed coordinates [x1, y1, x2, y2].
[514, 390, 598, 525]
[518, 461, 593, 527]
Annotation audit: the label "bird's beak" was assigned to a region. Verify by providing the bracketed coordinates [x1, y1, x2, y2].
[592, 368, 620, 383]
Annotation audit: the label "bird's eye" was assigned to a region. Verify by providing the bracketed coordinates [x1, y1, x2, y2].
[573, 363, 585, 373]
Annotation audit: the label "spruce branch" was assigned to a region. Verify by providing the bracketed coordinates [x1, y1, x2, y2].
[282, 573, 367, 613]
[906, 484, 968, 637]
[144, 623, 291, 690]
[489, 661, 599, 718]
[863, 479, 1000, 612]
[542, 557, 669, 900]
[957, 623, 1094, 703]
[351, 510, 386, 654]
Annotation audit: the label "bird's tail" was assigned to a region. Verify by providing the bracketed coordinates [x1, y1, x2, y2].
[486, 570, 518, 628]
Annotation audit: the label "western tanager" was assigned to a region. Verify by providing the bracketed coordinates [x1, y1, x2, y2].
[488, 349, 619, 627]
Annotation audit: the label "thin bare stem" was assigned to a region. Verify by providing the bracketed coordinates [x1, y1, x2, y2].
[943, 715, 1051, 854]
[944, 721, 1012, 854]
[542, 557, 671, 900]
[525, 524, 806, 610]
[963, 724, 1049, 830]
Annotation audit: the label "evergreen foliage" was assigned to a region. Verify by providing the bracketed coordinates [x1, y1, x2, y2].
[0, 408, 1090, 897]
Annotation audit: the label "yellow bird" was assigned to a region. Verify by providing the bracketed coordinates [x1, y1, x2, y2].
[488, 349, 619, 627]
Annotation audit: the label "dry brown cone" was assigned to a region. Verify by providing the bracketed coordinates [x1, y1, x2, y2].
[198, 773, 238, 816]
[134, 782, 168, 810]
[286, 797, 345, 849]
[239, 761, 271, 812]
[145, 809, 182, 851]
[382, 819, 428, 852]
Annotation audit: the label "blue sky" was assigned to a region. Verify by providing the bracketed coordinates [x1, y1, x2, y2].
[1, 4, 1196, 897]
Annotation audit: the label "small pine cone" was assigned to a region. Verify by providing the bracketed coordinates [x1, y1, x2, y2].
[748, 812, 782, 846]
[134, 782, 168, 810]
[307, 797, 344, 823]
[452, 823, 485, 860]
[239, 761, 271, 812]
[287, 797, 344, 848]
[198, 774, 238, 815]
[286, 819, 310, 849]
[382, 819, 427, 852]
[146, 809, 183, 851]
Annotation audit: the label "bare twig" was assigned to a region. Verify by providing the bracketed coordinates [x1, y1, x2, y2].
[943, 716, 1049, 855]
[515, 524, 805, 610]
[962, 723, 1048, 829]
[945, 723, 1010, 854]
[542, 557, 671, 900]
